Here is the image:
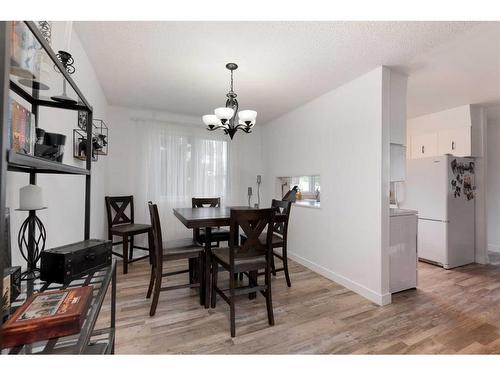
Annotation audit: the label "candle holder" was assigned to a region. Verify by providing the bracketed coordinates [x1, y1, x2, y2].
[16, 185, 47, 280]
[51, 50, 77, 104]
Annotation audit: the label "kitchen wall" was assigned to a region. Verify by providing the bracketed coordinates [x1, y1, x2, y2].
[260, 66, 394, 305]
[487, 115, 500, 252]
[105, 105, 263, 238]
[6, 23, 109, 267]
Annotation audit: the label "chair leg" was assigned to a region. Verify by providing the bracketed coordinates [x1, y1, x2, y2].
[248, 270, 257, 300]
[230, 269, 236, 337]
[189, 258, 194, 284]
[129, 235, 134, 260]
[282, 245, 292, 288]
[271, 252, 276, 276]
[211, 258, 218, 308]
[150, 265, 163, 316]
[122, 235, 129, 274]
[265, 265, 275, 326]
[146, 265, 155, 299]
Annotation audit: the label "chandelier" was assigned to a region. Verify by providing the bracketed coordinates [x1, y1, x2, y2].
[202, 63, 257, 139]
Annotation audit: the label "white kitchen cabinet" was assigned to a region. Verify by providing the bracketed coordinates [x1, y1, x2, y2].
[437, 127, 472, 156]
[410, 133, 438, 159]
[389, 210, 418, 293]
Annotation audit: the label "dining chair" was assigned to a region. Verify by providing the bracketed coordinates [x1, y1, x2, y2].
[211, 208, 276, 337]
[191, 197, 230, 247]
[105, 195, 152, 274]
[146, 202, 204, 316]
[240, 199, 293, 287]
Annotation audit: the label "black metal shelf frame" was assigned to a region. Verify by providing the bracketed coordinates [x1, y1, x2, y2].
[0, 22, 99, 351]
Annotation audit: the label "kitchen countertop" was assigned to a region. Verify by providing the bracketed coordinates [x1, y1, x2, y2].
[390, 208, 418, 217]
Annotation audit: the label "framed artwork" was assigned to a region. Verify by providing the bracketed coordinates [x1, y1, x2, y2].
[78, 110, 88, 131]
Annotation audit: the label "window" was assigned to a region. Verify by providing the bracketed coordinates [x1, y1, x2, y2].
[278, 175, 321, 208]
[159, 134, 229, 200]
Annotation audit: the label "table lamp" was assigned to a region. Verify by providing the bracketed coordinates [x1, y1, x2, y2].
[16, 184, 47, 280]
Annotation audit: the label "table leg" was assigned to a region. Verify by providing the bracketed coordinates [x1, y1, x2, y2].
[204, 226, 212, 309]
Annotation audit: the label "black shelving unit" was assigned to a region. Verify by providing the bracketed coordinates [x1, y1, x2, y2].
[0, 21, 93, 266]
[0, 22, 107, 353]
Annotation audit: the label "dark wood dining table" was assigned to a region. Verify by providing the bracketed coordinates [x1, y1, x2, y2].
[173, 206, 286, 308]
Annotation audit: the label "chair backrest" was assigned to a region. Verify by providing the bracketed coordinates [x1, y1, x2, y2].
[148, 202, 163, 267]
[192, 197, 221, 208]
[105, 196, 134, 228]
[272, 199, 292, 236]
[229, 208, 275, 267]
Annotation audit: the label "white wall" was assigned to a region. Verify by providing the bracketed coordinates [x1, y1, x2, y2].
[105, 105, 263, 238]
[487, 117, 500, 252]
[6, 23, 109, 267]
[261, 66, 392, 305]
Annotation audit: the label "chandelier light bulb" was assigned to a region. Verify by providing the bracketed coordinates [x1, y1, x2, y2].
[214, 107, 235, 122]
[202, 114, 219, 127]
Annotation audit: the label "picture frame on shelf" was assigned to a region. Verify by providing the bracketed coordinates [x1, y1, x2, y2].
[93, 119, 108, 156]
[73, 128, 98, 162]
[77, 110, 88, 131]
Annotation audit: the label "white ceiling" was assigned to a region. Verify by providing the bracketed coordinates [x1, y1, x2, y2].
[74, 21, 500, 124]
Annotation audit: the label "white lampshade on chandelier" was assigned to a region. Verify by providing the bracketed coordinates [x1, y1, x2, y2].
[202, 63, 257, 139]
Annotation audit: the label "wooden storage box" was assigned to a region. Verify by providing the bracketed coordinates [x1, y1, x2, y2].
[40, 239, 112, 284]
[0, 286, 93, 349]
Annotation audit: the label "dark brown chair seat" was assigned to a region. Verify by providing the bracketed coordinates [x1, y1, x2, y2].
[161, 239, 204, 259]
[212, 247, 267, 270]
[110, 223, 152, 235]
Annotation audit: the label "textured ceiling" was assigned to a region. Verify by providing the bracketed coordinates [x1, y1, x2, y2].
[74, 21, 500, 123]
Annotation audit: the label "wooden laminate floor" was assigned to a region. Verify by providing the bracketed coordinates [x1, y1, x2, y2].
[96, 255, 500, 354]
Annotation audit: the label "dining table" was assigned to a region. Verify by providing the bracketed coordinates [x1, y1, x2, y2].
[173, 206, 286, 308]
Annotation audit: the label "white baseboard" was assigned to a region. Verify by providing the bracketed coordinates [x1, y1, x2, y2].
[288, 251, 391, 306]
[488, 244, 500, 253]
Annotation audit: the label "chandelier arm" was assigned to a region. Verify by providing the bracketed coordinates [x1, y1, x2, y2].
[207, 125, 228, 131]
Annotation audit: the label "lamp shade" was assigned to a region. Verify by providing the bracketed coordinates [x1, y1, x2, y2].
[238, 110, 257, 123]
[214, 107, 235, 121]
[19, 184, 45, 211]
[202, 114, 220, 126]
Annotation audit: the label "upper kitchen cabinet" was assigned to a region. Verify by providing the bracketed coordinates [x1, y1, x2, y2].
[407, 105, 484, 159]
[410, 132, 438, 159]
[437, 127, 471, 156]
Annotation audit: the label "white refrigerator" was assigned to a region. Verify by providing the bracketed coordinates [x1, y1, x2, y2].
[401, 155, 475, 269]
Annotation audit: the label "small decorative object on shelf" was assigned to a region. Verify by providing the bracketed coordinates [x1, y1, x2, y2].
[40, 239, 112, 285]
[7, 96, 36, 155]
[51, 50, 77, 104]
[78, 110, 88, 131]
[16, 184, 47, 280]
[73, 128, 98, 162]
[37, 21, 52, 44]
[0, 286, 93, 349]
[34, 129, 66, 162]
[2, 266, 22, 322]
[93, 118, 108, 156]
[248, 186, 253, 208]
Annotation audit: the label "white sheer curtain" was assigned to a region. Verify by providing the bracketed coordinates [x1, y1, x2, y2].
[133, 119, 230, 241]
